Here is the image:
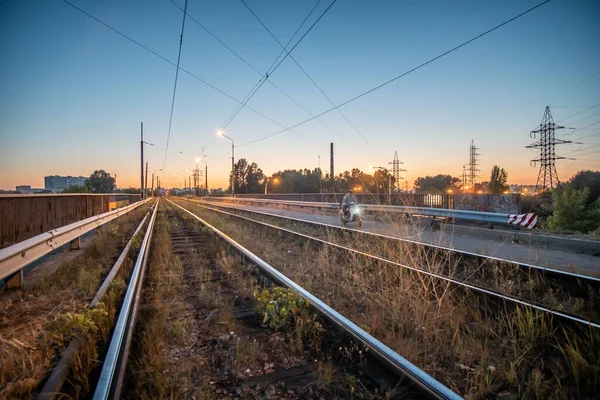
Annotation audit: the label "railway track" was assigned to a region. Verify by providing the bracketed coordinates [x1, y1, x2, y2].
[29, 197, 599, 399]
[179, 198, 600, 329]
[50, 198, 457, 399]
[168, 197, 600, 399]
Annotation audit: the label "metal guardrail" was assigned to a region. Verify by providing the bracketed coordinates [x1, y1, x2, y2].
[93, 200, 158, 400]
[0, 198, 151, 286]
[169, 199, 461, 400]
[38, 210, 151, 400]
[205, 197, 518, 226]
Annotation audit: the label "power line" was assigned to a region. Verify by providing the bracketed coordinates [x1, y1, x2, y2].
[239, 0, 552, 147]
[163, 0, 189, 171]
[556, 102, 600, 124]
[60, 0, 329, 159]
[171, 0, 347, 151]
[199, 0, 324, 154]
[567, 110, 600, 127]
[219, 0, 338, 133]
[240, 0, 386, 161]
[549, 66, 600, 105]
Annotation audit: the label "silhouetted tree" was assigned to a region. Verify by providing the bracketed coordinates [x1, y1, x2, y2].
[85, 170, 116, 193]
[567, 170, 600, 204]
[488, 166, 509, 194]
[414, 175, 460, 193]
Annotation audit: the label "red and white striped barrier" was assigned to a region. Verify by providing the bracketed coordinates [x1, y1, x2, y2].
[508, 213, 537, 229]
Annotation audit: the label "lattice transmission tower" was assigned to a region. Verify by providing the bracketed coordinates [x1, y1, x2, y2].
[526, 106, 573, 191]
[389, 151, 406, 190]
[467, 140, 480, 187]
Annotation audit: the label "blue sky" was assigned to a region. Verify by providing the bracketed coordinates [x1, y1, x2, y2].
[1, 0, 599, 190]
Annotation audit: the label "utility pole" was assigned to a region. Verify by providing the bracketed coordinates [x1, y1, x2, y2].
[231, 143, 235, 197]
[140, 122, 144, 198]
[330, 143, 334, 193]
[527, 106, 574, 191]
[468, 140, 480, 187]
[205, 165, 208, 193]
[462, 165, 467, 191]
[151, 174, 155, 197]
[189, 176, 191, 196]
[144, 162, 148, 198]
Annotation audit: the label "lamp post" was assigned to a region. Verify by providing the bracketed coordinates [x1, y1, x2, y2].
[151, 168, 162, 197]
[140, 122, 155, 198]
[195, 156, 208, 195]
[218, 131, 235, 197]
[265, 177, 279, 195]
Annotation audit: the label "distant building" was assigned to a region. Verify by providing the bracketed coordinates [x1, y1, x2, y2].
[44, 175, 87, 191]
[15, 185, 46, 194]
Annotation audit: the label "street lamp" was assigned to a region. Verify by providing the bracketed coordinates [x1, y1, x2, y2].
[218, 130, 235, 197]
[265, 177, 279, 195]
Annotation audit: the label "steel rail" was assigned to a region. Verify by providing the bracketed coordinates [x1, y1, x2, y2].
[204, 196, 520, 226]
[0, 198, 151, 282]
[167, 198, 462, 400]
[189, 198, 600, 285]
[93, 200, 158, 400]
[180, 200, 600, 329]
[38, 209, 152, 399]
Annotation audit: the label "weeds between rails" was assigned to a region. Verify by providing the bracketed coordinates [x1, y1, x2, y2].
[191, 200, 600, 325]
[125, 201, 411, 399]
[174, 198, 600, 400]
[0, 206, 150, 399]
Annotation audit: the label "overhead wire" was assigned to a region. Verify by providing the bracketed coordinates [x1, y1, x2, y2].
[239, 0, 386, 162]
[556, 103, 600, 124]
[238, 0, 552, 147]
[549, 66, 600, 106]
[216, 0, 338, 135]
[198, 0, 325, 154]
[163, 0, 189, 171]
[60, 0, 334, 162]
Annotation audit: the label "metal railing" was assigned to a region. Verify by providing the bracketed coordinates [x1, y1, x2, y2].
[204, 197, 520, 226]
[93, 200, 158, 400]
[0, 198, 151, 287]
[38, 210, 152, 400]
[215, 192, 454, 208]
[169, 199, 461, 399]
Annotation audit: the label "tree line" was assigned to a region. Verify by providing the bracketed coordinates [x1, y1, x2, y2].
[229, 158, 510, 194]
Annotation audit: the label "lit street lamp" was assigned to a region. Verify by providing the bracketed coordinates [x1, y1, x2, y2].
[218, 130, 235, 197]
[265, 177, 279, 194]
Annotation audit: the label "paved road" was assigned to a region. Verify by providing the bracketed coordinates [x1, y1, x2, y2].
[197, 200, 600, 277]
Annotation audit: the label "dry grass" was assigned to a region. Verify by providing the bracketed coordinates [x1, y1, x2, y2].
[127, 201, 403, 399]
[195, 202, 600, 323]
[0, 206, 149, 399]
[174, 198, 600, 400]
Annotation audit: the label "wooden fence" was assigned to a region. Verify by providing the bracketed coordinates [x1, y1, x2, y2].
[0, 194, 142, 249]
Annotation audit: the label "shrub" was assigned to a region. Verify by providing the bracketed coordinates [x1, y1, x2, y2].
[544, 186, 600, 233]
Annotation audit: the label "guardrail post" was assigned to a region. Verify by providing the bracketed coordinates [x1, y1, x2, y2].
[70, 237, 81, 250]
[4, 269, 23, 289]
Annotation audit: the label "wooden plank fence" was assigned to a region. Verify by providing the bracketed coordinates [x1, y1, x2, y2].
[0, 194, 142, 249]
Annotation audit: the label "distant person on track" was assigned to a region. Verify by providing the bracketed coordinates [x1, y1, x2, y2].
[340, 189, 358, 217]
